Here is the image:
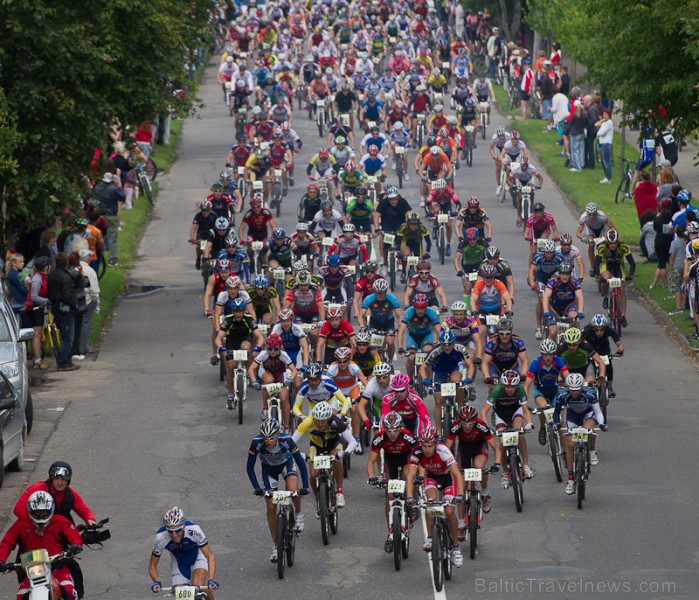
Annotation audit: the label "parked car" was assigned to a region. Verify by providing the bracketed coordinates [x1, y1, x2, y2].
[0, 369, 27, 487]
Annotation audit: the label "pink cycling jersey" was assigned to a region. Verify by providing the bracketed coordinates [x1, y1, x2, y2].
[381, 390, 431, 435]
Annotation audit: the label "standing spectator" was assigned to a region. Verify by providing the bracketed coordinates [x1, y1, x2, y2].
[24, 256, 51, 369]
[655, 127, 678, 167]
[77, 249, 101, 356]
[454, 2, 464, 40]
[519, 59, 534, 119]
[595, 109, 614, 183]
[5, 254, 28, 315]
[539, 61, 556, 132]
[632, 171, 658, 222]
[85, 211, 106, 272]
[550, 42, 562, 66]
[67, 252, 89, 361]
[135, 121, 154, 159]
[670, 190, 698, 231]
[650, 198, 674, 288]
[557, 65, 570, 96]
[639, 211, 657, 261]
[668, 225, 687, 314]
[551, 90, 570, 157]
[583, 95, 600, 169]
[111, 142, 135, 209]
[47, 253, 81, 372]
[628, 127, 656, 197]
[568, 101, 588, 172]
[93, 172, 125, 266]
[34, 229, 58, 269]
[533, 49, 546, 76]
[655, 168, 676, 201]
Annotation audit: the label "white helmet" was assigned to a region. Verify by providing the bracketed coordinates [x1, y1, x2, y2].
[27, 491, 55, 525]
[372, 279, 390, 293]
[434, 178, 447, 189]
[566, 373, 585, 390]
[373, 362, 392, 377]
[163, 506, 185, 528]
[394, 121, 404, 130]
[312, 401, 333, 420]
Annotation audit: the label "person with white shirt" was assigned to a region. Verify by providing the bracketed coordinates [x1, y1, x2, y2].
[76, 248, 100, 357]
[595, 109, 614, 184]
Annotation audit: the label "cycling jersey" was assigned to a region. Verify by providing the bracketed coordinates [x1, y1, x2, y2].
[355, 274, 385, 299]
[268, 237, 293, 263]
[402, 306, 440, 336]
[345, 197, 375, 224]
[381, 389, 431, 435]
[313, 209, 343, 234]
[292, 414, 352, 452]
[377, 196, 412, 232]
[486, 383, 528, 419]
[352, 349, 381, 377]
[532, 251, 565, 284]
[319, 319, 355, 348]
[285, 273, 322, 291]
[362, 292, 401, 324]
[242, 208, 273, 236]
[525, 212, 556, 237]
[527, 356, 568, 391]
[327, 361, 362, 393]
[406, 274, 441, 298]
[458, 242, 487, 270]
[502, 140, 527, 159]
[410, 94, 431, 113]
[420, 151, 450, 173]
[246, 434, 310, 490]
[339, 169, 364, 189]
[371, 429, 416, 456]
[293, 376, 349, 416]
[271, 322, 306, 355]
[361, 100, 384, 121]
[268, 142, 289, 165]
[329, 146, 354, 168]
[427, 187, 459, 209]
[207, 193, 233, 217]
[359, 154, 386, 175]
[578, 211, 610, 234]
[443, 315, 479, 345]
[580, 324, 620, 356]
[285, 288, 322, 316]
[254, 349, 292, 379]
[152, 521, 208, 579]
[388, 129, 411, 147]
[474, 79, 492, 99]
[484, 335, 526, 373]
[472, 279, 507, 314]
[246, 287, 278, 315]
[594, 242, 635, 277]
[424, 344, 469, 374]
[329, 237, 368, 262]
[553, 388, 604, 427]
[290, 232, 316, 253]
[490, 132, 511, 150]
[395, 222, 431, 254]
[478, 259, 512, 287]
[458, 208, 490, 232]
[409, 444, 455, 476]
[220, 314, 258, 343]
[318, 264, 350, 288]
[556, 341, 597, 371]
[307, 153, 337, 175]
[510, 163, 538, 184]
[546, 277, 581, 311]
[448, 418, 493, 446]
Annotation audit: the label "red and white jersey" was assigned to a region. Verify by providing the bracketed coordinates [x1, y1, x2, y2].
[371, 428, 417, 456]
[409, 444, 456, 476]
[381, 390, 431, 434]
[407, 274, 441, 296]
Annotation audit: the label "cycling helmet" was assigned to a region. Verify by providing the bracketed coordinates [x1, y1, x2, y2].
[327, 307, 343, 319]
[677, 189, 692, 203]
[467, 196, 480, 208]
[496, 126, 506, 136]
[430, 145, 441, 155]
[48, 461, 72, 481]
[383, 411, 404, 432]
[255, 148, 265, 158]
[342, 223, 356, 233]
[355, 186, 367, 196]
[368, 145, 379, 156]
[417, 259, 431, 271]
[605, 229, 619, 244]
[406, 211, 421, 224]
[215, 217, 230, 231]
[253, 274, 269, 288]
[226, 275, 242, 288]
[386, 186, 399, 198]
[539, 339, 557, 354]
[312, 401, 333, 421]
[345, 160, 356, 172]
[306, 363, 323, 378]
[307, 182, 319, 192]
[510, 130, 520, 140]
[419, 425, 438, 444]
[292, 260, 306, 272]
[541, 240, 556, 253]
[373, 362, 392, 377]
[447, 115, 458, 125]
[225, 232, 239, 247]
[217, 259, 233, 273]
[566, 373, 585, 390]
[439, 328, 455, 345]
[229, 297, 246, 311]
[281, 121, 291, 132]
[296, 270, 312, 285]
[451, 301, 468, 312]
[272, 227, 285, 240]
[220, 169, 232, 180]
[559, 233, 573, 245]
[433, 178, 447, 190]
[211, 182, 224, 192]
[391, 372, 410, 391]
[334, 346, 352, 361]
[591, 314, 608, 328]
[500, 370, 520, 386]
[465, 227, 479, 240]
[320, 199, 333, 210]
[200, 200, 213, 211]
[485, 245, 500, 259]
[497, 318, 513, 332]
[458, 405, 478, 423]
[480, 263, 498, 278]
[335, 135, 347, 144]
[585, 202, 598, 214]
[373, 279, 390, 293]
[327, 254, 341, 267]
[532, 202, 545, 212]
[163, 506, 185, 529]
[279, 308, 294, 321]
[434, 103, 444, 112]
[564, 327, 582, 345]
[364, 259, 378, 272]
[260, 418, 281, 438]
[394, 121, 404, 130]
[267, 333, 283, 348]
[74, 217, 88, 227]
[412, 293, 429, 308]
[250, 198, 263, 209]
[272, 131, 283, 140]
[318, 148, 329, 159]
[558, 262, 573, 274]
[355, 330, 372, 344]
[296, 222, 309, 232]
[426, 136, 437, 147]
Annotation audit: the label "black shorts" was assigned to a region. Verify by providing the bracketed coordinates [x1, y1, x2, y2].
[385, 454, 410, 480]
[368, 317, 395, 332]
[248, 229, 268, 242]
[226, 334, 254, 351]
[520, 90, 530, 102]
[297, 313, 320, 324]
[269, 256, 292, 269]
[25, 307, 45, 328]
[339, 255, 356, 266]
[458, 441, 488, 469]
[568, 365, 589, 377]
[324, 288, 345, 303]
[293, 246, 314, 257]
[311, 438, 341, 455]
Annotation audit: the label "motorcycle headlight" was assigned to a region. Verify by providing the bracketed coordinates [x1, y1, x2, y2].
[0, 361, 20, 380]
[26, 563, 49, 578]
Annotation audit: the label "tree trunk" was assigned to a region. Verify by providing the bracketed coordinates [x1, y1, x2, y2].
[512, 0, 523, 41]
[497, 0, 512, 41]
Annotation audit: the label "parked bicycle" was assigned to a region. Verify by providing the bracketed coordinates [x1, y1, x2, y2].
[614, 157, 634, 203]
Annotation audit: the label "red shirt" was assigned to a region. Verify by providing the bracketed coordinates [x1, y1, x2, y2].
[427, 186, 459, 207]
[135, 123, 153, 144]
[0, 514, 82, 562]
[447, 418, 493, 445]
[633, 181, 659, 222]
[242, 208, 273, 232]
[319, 319, 355, 348]
[370, 428, 416, 456]
[355, 274, 385, 298]
[14, 481, 96, 525]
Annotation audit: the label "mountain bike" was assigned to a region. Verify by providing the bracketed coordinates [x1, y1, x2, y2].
[507, 79, 520, 112]
[532, 407, 564, 482]
[420, 497, 455, 592]
[263, 490, 301, 579]
[226, 349, 248, 423]
[541, 314, 576, 344]
[462, 125, 474, 167]
[495, 428, 528, 512]
[271, 267, 287, 299]
[565, 428, 597, 509]
[372, 477, 412, 570]
[269, 169, 284, 218]
[382, 232, 398, 290]
[403, 255, 419, 288]
[498, 168, 508, 203]
[607, 277, 624, 337]
[434, 381, 460, 441]
[310, 451, 339, 545]
[316, 98, 326, 137]
[591, 354, 621, 423]
[159, 586, 211, 599]
[415, 114, 426, 148]
[249, 240, 265, 276]
[614, 157, 634, 203]
[262, 382, 285, 424]
[134, 161, 155, 206]
[394, 145, 406, 188]
[519, 184, 534, 224]
[478, 102, 489, 140]
[369, 329, 392, 364]
[434, 212, 449, 265]
[463, 466, 497, 559]
[412, 351, 428, 397]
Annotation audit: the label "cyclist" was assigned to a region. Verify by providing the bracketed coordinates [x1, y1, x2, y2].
[455, 196, 492, 244]
[328, 135, 356, 171]
[594, 229, 635, 328]
[542, 263, 585, 340]
[445, 405, 500, 522]
[470, 264, 513, 346]
[317, 307, 356, 365]
[286, 261, 322, 292]
[489, 126, 511, 196]
[218, 170, 243, 219]
[524, 339, 571, 445]
[149, 507, 218, 599]
[394, 212, 432, 279]
[293, 363, 349, 421]
[427, 104, 448, 136]
[267, 228, 294, 272]
[214, 275, 255, 325]
[398, 293, 442, 378]
[374, 186, 412, 262]
[226, 132, 254, 178]
[556, 327, 607, 383]
[553, 373, 607, 494]
[290, 223, 319, 269]
[353, 259, 385, 316]
[271, 309, 310, 371]
[247, 419, 310, 563]
[576, 203, 616, 275]
[419, 145, 452, 187]
[528, 239, 565, 340]
[345, 187, 376, 233]
[329, 223, 369, 267]
[381, 372, 432, 437]
[318, 254, 353, 313]
[333, 82, 359, 131]
[443, 300, 483, 359]
[292, 402, 357, 509]
[480, 370, 536, 487]
[327, 118, 355, 151]
[557, 233, 586, 280]
[409, 85, 433, 145]
[420, 329, 476, 435]
[268, 132, 292, 194]
[203, 258, 234, 324]
[238, 198, 276, 258]
[359, 145, 388, 196]
[351, 330, 382, 377]
[245, 148, 275, 204]
[328, 346, 368, 448]
[404, 426, 465, 568]
[403, 259, 449, 310]
[482, 318, 529, 388]
[387, 121, 411, 179]
[426, 178, 460, 256]
[523, 202, 559, 257]
[359, 362, 392, 431]
[359, 278, 402, 360]
[479, 246, 516, 300]
[306, 148, 337, 192]
[189, 201, 219, 271]
[298, 183, 323, 224]
[283, 271, 325, 345]
[216, 232, 251, 282]
[247, 274, 281, 326]
[312, 199, 344, 241]
[337, 160, 366, 199]
[581, 314, 624, 398]
[216, 298, 264, 411]
[509, 157, 544, 227]
[202, 217, 232, 270]
[455, 228, 487, 297]
[359, 94, 385, 131]
[366, 412, 418, 553]
[499, 129, 528, 168]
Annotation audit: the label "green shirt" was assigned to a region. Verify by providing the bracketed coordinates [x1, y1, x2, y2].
[346, 197, 375, 221]
[460, 243, 486, 267]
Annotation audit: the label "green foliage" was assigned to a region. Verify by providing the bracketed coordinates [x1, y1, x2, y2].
[0, 0, 211, 239]
[527, 0, 699, 130]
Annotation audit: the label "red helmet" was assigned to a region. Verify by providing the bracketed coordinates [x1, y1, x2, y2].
[327, 307, 343, 319]
[438, 126, 449, 138]
[458, 405, 478, 422]
[412, 293, 429, 308]
[250, 197, 262, 208]
[419, 425, 438, 444]
[307, 183, 318, 192]
[345, 160, 355, 172]
[267, 333, 283, 348]
[391, 372, 410, 391]
[281, 121, 291, 131]
[468, 196, 479, 209]
[318, 148, 329, 159]
[465, 227, 479, 240]
[368, 144, 379, 156]
[417, 259, 431, 271]
[510, 130, 519, 140]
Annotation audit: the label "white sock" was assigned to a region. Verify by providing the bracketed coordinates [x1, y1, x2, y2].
[458, 519, 465, 528]
[481, 488, 489, 497]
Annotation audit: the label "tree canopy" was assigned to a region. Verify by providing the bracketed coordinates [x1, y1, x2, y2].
[0, 0, 211, 242]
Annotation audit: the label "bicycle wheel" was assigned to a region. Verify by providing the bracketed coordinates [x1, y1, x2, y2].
[286, 511, 296, 567]
[388, 251, 396, 291]
[342, 451, 350, 478]
[397, 162, 403, 189]
[509, 453, 523, 512]
[236, 371, 245, 424]
[548, 426, 563, 482]
[276, 512, 286, 579]
[441, 402, 453, 442]
[392, 506, 402, 571]
[431, 523, 444, 592]
[219, 356, 225, 382]
[521, 196, 530, 223]
[610, 292, 622, 338]
[318, 481, 329, 545]
[401, 516, 410, 558]
[481, 117, 487, 140]
[468, 498, 478, 559]
[576, 449, 586, 509]
[499, 175, 507, 203]
[598, 380, 609, 424]
[49, 325, 61, 361]
[142, 176, 155, 206]
[614, 173, 629, 204]
[442, 524, 452, 580]
[145, 159, 158, 181]
[96, 253, 107, 280]
[329, 484, 339, 534]
[438, 226, 446, 265]
[467, 141, 473, 167]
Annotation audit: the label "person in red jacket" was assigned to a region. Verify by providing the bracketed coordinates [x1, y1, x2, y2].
[0, 491, 83, 600]
[13, 461, 95, 598]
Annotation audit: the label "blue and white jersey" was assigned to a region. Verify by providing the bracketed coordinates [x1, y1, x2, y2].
[424, 344, 469, 373]
[272, 322, 306, 353]
[553, 388, 603, 425]
[366, 82, 383, 97]
[360, 133, 388, 152]
[379, 74, 398, 93]
[388, 129, 411, 147]
[359, 153, 386, 175]
[297, 376, 341, 405]
[528, 355, 567, 388]
[247, 434, 300, 468]
[532, 251, 564, 283]
[152, 521, 207, 578]
[216, 248, 251, 282]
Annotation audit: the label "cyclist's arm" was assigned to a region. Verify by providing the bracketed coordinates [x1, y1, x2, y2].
[626, 252, 636, 276]
[541, 286, 552, 313]
[402, 286, 414, 307]
[335, 389, 350, 415]
[397, 320, 407, 350]
[300, 335, 310, 366]
[292, 390, 306, 418]
[518, 351, 530, 377]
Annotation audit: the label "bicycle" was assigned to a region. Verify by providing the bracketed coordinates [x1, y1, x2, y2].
[262, 382, 285, 424]
[591, 354, 621, 424]
[433, 212, 449, 265]
[271, 267, 287, 299]
[415, 114, 426, 148]
[262, 490, 301, 579]
[382, 232, 398, 290]
[134, 161, 155, 206]
[462, 466, 497, 559]
[565, 427, 597, 509]
[372, 476, 412, 570]
[316, 98, 327, 137]
[541, 314, 576, 344]
[41, 307, 61, 361]
[225, 349, 248, 423]
[394, 146, 406, 188]
[478, 102, 489, 140]
[495, 428, 528, 512]
[498, 167, 508, 203]
[519, 184, 534, 224]
[614, 157, 634, 203]
[607, 277, 625, 337]
[249, 240, 265, 276]
[532, 407, 564, 482]
[507, 79, 520, 112]
[433, 380, 460, 441]
[309, 451, 339, 545]
[462, 125, 474, 167]
[419, 496, 455, 592]
[158, 586, 211, 599]
[403, 255, 419, 288]
[369, 329, 392, 364]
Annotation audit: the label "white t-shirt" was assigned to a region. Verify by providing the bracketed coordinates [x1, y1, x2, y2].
[551, 93, 569, 124]
[597, 119, 613, 144]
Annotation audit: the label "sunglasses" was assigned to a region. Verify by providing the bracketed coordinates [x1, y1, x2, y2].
[167, 527, 184, 535]
[418, 270, 430, 275]
[268, 347, 281, 352]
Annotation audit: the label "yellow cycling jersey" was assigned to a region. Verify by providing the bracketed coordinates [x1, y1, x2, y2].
[428, 75, 448, 90]
[294, 414, 348, 448]
[595, 242, 631, 262]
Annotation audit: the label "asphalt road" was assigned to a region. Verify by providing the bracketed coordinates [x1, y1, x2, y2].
[2, 57, 698, 600]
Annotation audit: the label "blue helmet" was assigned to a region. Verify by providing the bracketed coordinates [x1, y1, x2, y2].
[327, 255, 340, 267]
[677, 189, 692, 203]
[272, 227, 285, 240]
[439, 329, 455, 345]
[230, 298, 246, 311]
[253, 274, 269, 288]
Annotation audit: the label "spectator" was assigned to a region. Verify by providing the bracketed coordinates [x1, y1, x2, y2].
[668, 225, 687, 314]
[628, 126, 656, 196]
[77, 249, 101, 356]
[650, 198, 674, 288]
[633, 171, 658, 222]
[24, 256, 51, 369]
[67, 252, 89, 361]
[5, 254, 28, 311]
[519, 59, 535, 119]
[112, 142, 135, 210]
[550, 41, 562, 66]
[595, 109, 614, 183]
[639, 211, 657, 261]
[85, 211, 106, 272]
[34, 229, 58, 270]
[583, 95, 600, 169]
[551, 90, 570, 156]
[557, 65, 570, 96]
[656, 168, 676, 201]
[655, 127, 678, 167]
[533, 49, 546, 76]
[540, 61, 556, 132]
[47, 253, 81, 372]
[135, 122, 154, 159]
[568, 101, 588, 172]
[92, 172, 125, 266]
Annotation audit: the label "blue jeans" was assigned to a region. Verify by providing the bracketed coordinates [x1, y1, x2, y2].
[55, 312, 76, 368]
[599, 143, 612, 180]
[571, 134, 585, 170]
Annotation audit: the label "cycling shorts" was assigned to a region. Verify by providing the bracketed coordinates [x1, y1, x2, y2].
[600, 263, 624, 278]
[494, 406, 524, 429]
[339, 255, 357, 266]
[549, 302, 578, 317]
[172, 551, 208, 586]
[566, 409, 598, 429]
[261, 457, 298, 490]
[297, 313, 320, 325]
[458, 442, 488, 468]
[226, 335, 254, 350]
[533, 386, 558, 402]
[385, 454, 410, 480]
[406, 331, 434, 350]
[434, 367, 463, 384]
[424, 473, 457, 499]
[322, 287, 347, 303]
[310, 437, 341, 455]
[567, 364, 589, 377]
[257, 366, 286, 384]
[487, 362, 519, 378]
[368, 317, 395, 332]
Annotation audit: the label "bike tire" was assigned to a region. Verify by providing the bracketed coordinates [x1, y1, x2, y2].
[49, 325, 61, 361]
[467, 143, 473, 167]
[318, 118, 324, 138]
[329, 484, 339, 534]
[143, 177, 155, 206]
[397, 163, 403, 189]
[442, 525, 452, 580]
[276, 512, 286, 579]
[145, 159, 157, 181]
[522, 197, 530, 223]
[610, 292, 622, 338]
[96, 253, 107, 280]
[236, 371, 245, 425]
[388, 251, 396, 291]
[576, 450, 586, 509]
[219, 355, 225, 382]
[286, 511, 297, 566]
[441, 401, 453, 443]
[342, 452, 350, 478]
[499, 177, 507, 203]
[468, 498, 478, 559]
[598, 380, 609, 424]
[549, 427, 563, 482]
[318, 481, 329, 545]
[438, 226, 446, 265]
[392, 506, 402, 571]
[509, 453, 523, 512]
[614, 174, 628, 204]
[431, 523, 444, 592]
[401, 517, 410, 558]
[481, 119, 487, 140]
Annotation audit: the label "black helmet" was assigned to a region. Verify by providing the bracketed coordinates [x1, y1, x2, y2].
[559, 263, 573, 274]
[49, 460, 72, 482]
[532, 202, 545, 212]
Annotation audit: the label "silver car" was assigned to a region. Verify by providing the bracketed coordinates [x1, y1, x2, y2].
[0, 368, 27, 487]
